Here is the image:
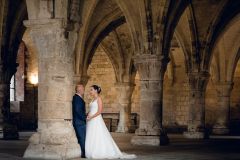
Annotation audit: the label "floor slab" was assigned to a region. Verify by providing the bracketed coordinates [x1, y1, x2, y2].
[0, 132, 240, 160]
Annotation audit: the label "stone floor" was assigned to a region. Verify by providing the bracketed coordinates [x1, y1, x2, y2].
[0, 132, 240, 160]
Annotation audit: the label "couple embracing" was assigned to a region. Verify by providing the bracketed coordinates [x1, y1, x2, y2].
[72, 84, 136, 159]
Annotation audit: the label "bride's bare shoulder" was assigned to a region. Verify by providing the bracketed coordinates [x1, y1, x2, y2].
[97, 97, 103, 102]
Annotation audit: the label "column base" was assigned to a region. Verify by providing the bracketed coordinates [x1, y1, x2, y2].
[23, 120, 81, 160]
[131, 135, 169, 146]
[116, 125, 129, 133]
[183, 131, 204, 139]
[3, 124, 19, 140]
[212, 125, 229, 135]
[131, 136, 160, 146]
[24, 142, 81, 160]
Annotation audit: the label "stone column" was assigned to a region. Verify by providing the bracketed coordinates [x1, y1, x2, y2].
[0, 64, 5, 135]
[212, 82, 233, 135]
[115, 82, 135, 133]
[73, 74, 90, 87]
[0, 112, 2, 135]
[0, 83, 9, 137]
[23, 19, 81, 159]
[0, 83, 6, 135]
[131, 54, 169, 146]
[184, 71, 209, 139]
[0, 64, 19, 140]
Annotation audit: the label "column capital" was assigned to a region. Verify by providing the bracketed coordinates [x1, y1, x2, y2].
[133, 54, 170, 81]
[73, 74, 90, 87]
[114, 82, 135, 102]
[133, 54, 170, 66]
[188, 71, 210, 91]
[23, 19, 71, 60]
[23, 18, 66, 30]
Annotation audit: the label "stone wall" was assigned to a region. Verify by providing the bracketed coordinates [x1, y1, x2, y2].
[205, 79, 218, 126]
[163, 59, 190, 128]
[205, 61, 240, 128]
[16, 41, 240, 132]
[85, 46, 140, 114]
[163, 63, 240, 129]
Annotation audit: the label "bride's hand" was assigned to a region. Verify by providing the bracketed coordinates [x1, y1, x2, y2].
[87, 115, 92, 121]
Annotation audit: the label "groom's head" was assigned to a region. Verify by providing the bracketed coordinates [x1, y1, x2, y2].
[76, 84, 85, 96]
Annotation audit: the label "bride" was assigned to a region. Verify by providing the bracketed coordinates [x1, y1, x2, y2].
[85, 85, 136, 159]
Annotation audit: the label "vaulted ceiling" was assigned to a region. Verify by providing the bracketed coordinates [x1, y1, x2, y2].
[2, 0, 240, 84]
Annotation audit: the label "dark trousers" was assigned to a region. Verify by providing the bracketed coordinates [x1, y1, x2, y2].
[73, 124, 86, 157]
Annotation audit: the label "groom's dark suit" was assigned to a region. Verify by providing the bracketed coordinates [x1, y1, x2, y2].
[72, 94, 86, 158]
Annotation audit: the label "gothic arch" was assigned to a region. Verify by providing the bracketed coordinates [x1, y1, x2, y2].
[1, 0, 27, 81]
[202, 0, 240, 71]
[209, 14, 240, 82]
[73, 0, 138, 85]
[162, 0, 189, 58]
[115, 0, 141, 55]
[83, 15, 126, 73]
[174, 5, 200, 73]
[74, 0, 99, 75]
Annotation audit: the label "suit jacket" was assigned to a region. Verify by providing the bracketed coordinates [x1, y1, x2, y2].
[72, 94, 86, 126]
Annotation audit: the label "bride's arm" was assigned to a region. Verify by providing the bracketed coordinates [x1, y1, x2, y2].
[87, 98, 103, 120]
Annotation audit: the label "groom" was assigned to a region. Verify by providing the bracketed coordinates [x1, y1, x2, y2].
[72, 84, 86, 158]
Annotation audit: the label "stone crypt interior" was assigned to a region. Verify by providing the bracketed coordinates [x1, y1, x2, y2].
[0, 0, 240, 159]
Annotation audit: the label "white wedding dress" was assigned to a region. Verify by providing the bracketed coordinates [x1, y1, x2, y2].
[85, 99, 136, 159]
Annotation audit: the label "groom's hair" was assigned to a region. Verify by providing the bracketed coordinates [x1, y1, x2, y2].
[75, 84, 84, 92]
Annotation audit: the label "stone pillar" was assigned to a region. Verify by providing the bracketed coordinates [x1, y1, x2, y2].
[131, 54, 169, 146]
[0, 113, 2, 135]
[212, 82, 233, 135]
[0, 83, 6, 135]
[23, 19, 81, 159]
[0, 64, 5, 135]
[115, 82, 135, 133]
[73, 74, 90, 87]
[184, 71, 209, 139]
[0, 63, 19, 140]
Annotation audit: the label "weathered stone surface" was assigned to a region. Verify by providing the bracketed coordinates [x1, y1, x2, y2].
[212, 82, 233, 135]
[183, 131, 204, 139]
[2, 0, 240, 153]
[115, 83, 135, 133]
[24, 120, 82, 159]
[131, 136, 160, 146]
[85, 47, 140, 107]
[184, 72, 209, 139]
[24, 143, 80, 160]
[131, 54, 169, 145]
[29, 133, 40, 144]
[23, 17, 80, 159]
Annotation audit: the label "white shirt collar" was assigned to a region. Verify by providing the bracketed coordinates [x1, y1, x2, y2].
[76, 93, 83, 98]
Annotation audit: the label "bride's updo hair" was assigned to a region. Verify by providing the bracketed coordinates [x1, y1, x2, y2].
[91, 85, 101, 94]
